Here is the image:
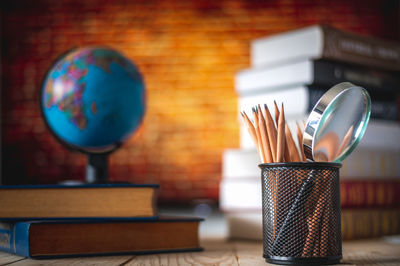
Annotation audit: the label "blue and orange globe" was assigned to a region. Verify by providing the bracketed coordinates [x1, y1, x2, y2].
[41, 47, 145, 153]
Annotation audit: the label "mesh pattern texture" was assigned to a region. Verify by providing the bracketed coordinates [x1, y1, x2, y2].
[260, 162, 342, 264]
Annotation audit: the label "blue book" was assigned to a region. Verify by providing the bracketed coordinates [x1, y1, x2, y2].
[0, 184, 159, 220]
[0, 217, 203, 258]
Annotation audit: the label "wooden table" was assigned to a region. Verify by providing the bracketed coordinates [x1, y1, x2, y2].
[1, 238, 400, 265]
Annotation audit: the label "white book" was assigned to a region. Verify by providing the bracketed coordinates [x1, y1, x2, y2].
[238, 84, 399, 122]
[252, 25, 323, 67]
[219, 178, 262, 212]
[251, 25, 400, 71]
[236, 58, 400, 96]
[222, 148, 400, 180]
[239, 115, 400, 151]
[238, 86, 311, 120]
[341, 148, 400, 178]
[237, 85, 400, 122]
[222, 149, 261, 178]
[226, 212, 263, 240]
[235, 59, 313, 95]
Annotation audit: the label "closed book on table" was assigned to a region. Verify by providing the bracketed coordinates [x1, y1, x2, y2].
[222, 148, 400, 181]
[220, 178, 400, 211]
[238, 85, 398, 121]
[340, 180, 400, 208]
[0, 217, 203, 258]
[225, 209, 400, 241]
[235, 59, 400, 96]
[221, 149, 400, 210]
[341, 209, 400, 240]
[240, 119, 400, 151]
[251, 24, 400, 71]
[0, 184, 158, 220]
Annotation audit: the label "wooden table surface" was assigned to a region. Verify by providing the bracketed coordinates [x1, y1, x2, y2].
[1, 238, 400, 265]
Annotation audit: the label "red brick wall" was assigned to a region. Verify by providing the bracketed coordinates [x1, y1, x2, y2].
[1, 0, 399, 202]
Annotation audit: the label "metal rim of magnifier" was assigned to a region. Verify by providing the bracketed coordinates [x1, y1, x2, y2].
[303, 82, 371, 162]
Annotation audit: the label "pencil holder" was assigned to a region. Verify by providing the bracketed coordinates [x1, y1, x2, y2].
[260, 162, 342, 265]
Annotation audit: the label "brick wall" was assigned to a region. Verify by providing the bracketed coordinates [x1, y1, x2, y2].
[1, 0, 399, 202]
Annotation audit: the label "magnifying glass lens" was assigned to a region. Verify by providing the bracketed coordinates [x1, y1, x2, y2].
[303, 82, 371, 163]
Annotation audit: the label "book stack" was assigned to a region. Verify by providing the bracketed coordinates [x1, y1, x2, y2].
[220, 25, 400, 241]
[0, 184, 202, 258]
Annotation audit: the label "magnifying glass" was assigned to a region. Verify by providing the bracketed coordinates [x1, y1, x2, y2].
[303, 82, 371, 163]
[270, 82, 371, 255]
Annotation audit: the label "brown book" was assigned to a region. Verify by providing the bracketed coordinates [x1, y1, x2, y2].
[341, 180, 400, 208]
[251, 24, 400, 71]
[0, 184, 158, 219]
[341, 208, 400, 240]
[227, 209, 400, 241]
[0, 217, 203, 258]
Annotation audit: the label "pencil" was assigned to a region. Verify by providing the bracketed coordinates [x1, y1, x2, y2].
[296, 122, 307, 161]
[283, 132, 291, 162]
[241, 111, 263, 162]
[273, 100, 280, 126]
[276, 104, 286, 162]
[336, 125, 354, 158]
[302, 186, 325, 257]
[253, 107, 266, 163]
[264, 104, 278, 163]
[285, 123, 301, 162]
[319, 193, 330, 257]
[258, 105, 273, 163]
[314, 132, 340, 162]
[273, 102, 291, 161]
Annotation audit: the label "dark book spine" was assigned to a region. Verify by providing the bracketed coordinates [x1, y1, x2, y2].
[322, 25, 400, 71]
[340, 180, 400, 208]
[0, 222, 30, 257]
[341, 209, 400, 240]
[307, 86, 399, 121]
[312, 60, 400, 94]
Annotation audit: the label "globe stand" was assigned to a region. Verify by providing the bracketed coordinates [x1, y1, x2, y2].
[86, 153, 109, 183]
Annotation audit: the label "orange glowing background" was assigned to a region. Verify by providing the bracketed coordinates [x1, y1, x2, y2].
[1, 0, 399, 202]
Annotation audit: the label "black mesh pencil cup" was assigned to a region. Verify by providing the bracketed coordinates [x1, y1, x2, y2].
[260, 162, 342, 265]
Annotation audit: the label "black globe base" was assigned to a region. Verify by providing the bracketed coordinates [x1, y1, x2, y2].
[86, 153, 109, 183]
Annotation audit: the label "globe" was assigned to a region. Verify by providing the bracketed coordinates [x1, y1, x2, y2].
[41, 47, 146, 182]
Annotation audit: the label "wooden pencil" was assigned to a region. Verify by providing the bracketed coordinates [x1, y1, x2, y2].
[296, 122, 307, 161]
[273, 102, 291, 161]
[336, 125, 354, 158]
[258, 105, 273, 163]
[283, 131, 291, 162]
[302, 187, 325, 257]
[276, 104, 286, 162]
[273, 100, 280, 126]
[264, 104, 278, 163]
[241, 111, 263, 162]
[285, 123, 301, 162]
[313, 222, 321, 257]
[253, 107, 266, 163]
[314, 132, 340, 162]
[319, 192, 330, 257]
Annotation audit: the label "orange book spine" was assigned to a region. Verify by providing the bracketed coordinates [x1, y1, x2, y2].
[341, 209, 400, 240]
